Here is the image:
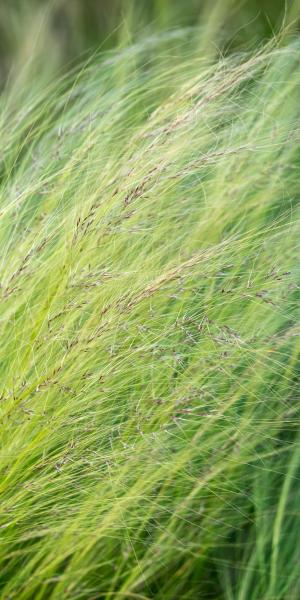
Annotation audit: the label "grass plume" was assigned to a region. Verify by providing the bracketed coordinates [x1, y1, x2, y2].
[0, 30, 299, 599]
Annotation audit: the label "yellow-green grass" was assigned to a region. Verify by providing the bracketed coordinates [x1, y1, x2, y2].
[0, 31, 299, 599]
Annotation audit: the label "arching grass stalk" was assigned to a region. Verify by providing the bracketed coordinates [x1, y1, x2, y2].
[0, 31, 299, 599]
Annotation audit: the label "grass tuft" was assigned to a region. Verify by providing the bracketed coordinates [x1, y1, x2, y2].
[0, 31, 299, 599]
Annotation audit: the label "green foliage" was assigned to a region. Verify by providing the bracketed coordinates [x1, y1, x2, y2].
[0, 12, 299, 600]
[1, 0, 300, 86]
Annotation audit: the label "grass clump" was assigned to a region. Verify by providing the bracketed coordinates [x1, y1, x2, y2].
[0, 32, 299, 599]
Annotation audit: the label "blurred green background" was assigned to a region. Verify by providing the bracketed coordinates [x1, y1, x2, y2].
[0, 0, 299, 86]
